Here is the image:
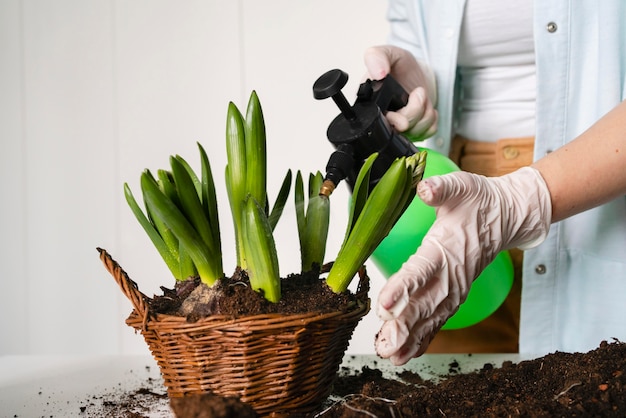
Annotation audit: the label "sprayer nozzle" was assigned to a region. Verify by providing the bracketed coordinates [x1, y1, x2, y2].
[319, 179, 336, 197]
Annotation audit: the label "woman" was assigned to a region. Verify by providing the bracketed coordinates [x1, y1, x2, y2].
[365, 0, 626, 363]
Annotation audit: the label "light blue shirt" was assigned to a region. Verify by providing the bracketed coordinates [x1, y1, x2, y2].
[387, 0, 626, 355]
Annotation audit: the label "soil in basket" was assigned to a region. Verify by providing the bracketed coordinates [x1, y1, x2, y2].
[149, 266, 364, 320]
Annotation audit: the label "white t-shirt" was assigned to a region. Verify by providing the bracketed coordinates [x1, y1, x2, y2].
[455, 0, 536, 141]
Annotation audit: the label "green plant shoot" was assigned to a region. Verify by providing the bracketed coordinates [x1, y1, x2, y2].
[295, 171, 330, 273]
[326, 150, 428, 293]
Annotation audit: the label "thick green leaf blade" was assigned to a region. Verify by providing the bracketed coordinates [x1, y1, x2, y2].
[153, 170, 182, 258]
[327, 157, 408, 292]
[175, 154, 202, 198]
[345, 153, 377, 240]
[301, 194, 330, 273]
[171, 156, 217, 255]
[124, 182, 181, 280]
[141, 171, 222, 285]
[241, 196, 281, 303]
[225, 102, 248, 267]
[308, 172, 324, 198]
[294, 171, 306, 249]
[198, 142, 221, 257]
[267, 169, 292, 231]
[244, 91, 267, 206]
[178, 240, 197, 280]
[157, 170, 179, 206]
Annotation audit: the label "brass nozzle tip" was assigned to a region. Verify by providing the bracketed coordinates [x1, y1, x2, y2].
[319, 179, 336, 197]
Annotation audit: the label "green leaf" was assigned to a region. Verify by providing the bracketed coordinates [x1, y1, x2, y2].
[171, 157, 215, 252]
[241, 196, 281, 303]
[124, 182, 181, 280]
[295, 171, 330, 273]
[267, 169, 292, 231]
[157, 169, 179, 206]
[141, 171, 222, 285]
[178, 240, 197, 280]
[225, 102, 248, 268]
[301, 194, 330, 272]
[294, 171, 306, 249]
[175, 154, 202, 198]
[244, 91, 267, 206]
[327, 155, 413, 293]
[345, 153, 377, 240]
[198, 142, 221, 258]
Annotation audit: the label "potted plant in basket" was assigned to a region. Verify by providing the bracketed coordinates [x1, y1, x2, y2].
[98, 90, 427, 417]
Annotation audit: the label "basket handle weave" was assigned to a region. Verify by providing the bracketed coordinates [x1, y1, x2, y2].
[355, 265, 370, 302]
[97, 247, 150, 320]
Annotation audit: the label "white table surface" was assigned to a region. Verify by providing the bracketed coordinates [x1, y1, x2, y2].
[0, 353, 523, 417]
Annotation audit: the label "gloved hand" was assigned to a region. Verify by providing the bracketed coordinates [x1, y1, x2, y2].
[364, 45, 438, 140]
[375, 166, 552, 365]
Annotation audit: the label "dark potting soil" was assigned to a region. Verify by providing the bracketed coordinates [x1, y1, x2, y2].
[321, 339, 626, 418]
[87, 340, 626, 417]
[99, 262, 626, 417]
[149, 265, 366, 320]
[169, 393, 258, 418]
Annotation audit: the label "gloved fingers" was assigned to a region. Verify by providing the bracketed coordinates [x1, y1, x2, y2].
[377, 248, 443, 321]
[404, 86, 438, 138]
[363, 45, 427, 92]
[375, 318, 410, 361]
[375, 313, 442, 365]
[378, 234, 465, 320]
[419, 168, 552, 251]
[364, 45, 419, 79]
[376, 296, 461, 365]
[375, 317, 438, 364]
[390, 320, 438, 364]
[417, 171, 483, 208]
[403, 299, 461, 361]
[409, 105, 438, 139]
[384, 87, 438, 140]
[385, 110, 410, 132]
[363, 45, 392, 80]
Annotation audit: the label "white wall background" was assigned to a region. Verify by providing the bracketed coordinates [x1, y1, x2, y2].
[0, 0, 391, 356]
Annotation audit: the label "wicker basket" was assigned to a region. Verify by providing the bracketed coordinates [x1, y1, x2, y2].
[98, 248, 370, 416]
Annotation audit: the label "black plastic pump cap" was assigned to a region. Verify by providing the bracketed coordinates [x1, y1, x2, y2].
[313, 69, 349, 100]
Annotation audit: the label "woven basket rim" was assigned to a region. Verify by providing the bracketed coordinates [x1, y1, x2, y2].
[145, 302, 367, 322]
[98, 247, 370, 326]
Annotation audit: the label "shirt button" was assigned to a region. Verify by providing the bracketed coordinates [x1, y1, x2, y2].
[535, 264, 547, 274]
[546, 22, 558, 33]
[434, 136, 445, 148]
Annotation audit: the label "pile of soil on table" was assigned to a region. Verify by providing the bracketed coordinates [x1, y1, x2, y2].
[320, 339, 626, 418]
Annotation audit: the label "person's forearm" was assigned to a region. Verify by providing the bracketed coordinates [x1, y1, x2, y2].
[532, 100, 626, 223]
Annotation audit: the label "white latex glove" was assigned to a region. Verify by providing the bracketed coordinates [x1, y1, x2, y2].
[375, 167, 552, 365]
[364, 45, 438, 140]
